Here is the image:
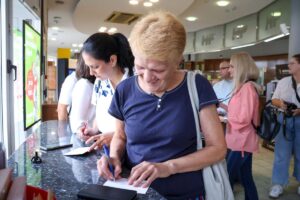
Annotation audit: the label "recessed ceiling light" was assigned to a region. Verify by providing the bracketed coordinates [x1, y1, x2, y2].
[108, 27, 117, 33]
[98, 27, 107, 32]
[129, 0, 139, 5]
[72, 44, 77, 47]
[216, 0, 230, 7]
[271, 12, 281, 17]
[186, 16, 198, 22]
[236, 24, 244, 28]
[150, 0, 159, 2]
[51, 26, 59, 30]
[78, 44, 83, 48]
[143, 2, 153, 7]
[51, 38, 56, 41]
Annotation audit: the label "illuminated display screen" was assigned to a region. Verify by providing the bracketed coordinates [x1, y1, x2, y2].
[23, 21, 41, 130]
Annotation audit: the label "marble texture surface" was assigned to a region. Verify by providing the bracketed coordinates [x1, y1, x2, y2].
[8, 120, 165, 200]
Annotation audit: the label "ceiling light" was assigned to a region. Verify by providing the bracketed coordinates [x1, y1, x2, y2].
[230, 43, 255, 49]
[51, 38, 56, 41]
[51, 26, 59, 30]
[236, 24, 244, 28]
[186, 16, 198, 22]
[129, 0, 139, 5]
[78, 44, 83, 48]
[98, 27, 107, 32]
[150, 0, 159, 2]
[271, 12, 281, 17]
[216, 0, 230, 7]
[264, 34, 287, 42]
[143, 2, 153, 7]
[108, 27, 117, 33]
[72, 43, 77, 47]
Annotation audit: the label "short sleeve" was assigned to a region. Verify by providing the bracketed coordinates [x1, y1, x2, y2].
[108, 87, 124, 121]
[195, 74, 218, 110]
[272, 80, 283, 100]
[58, 72, 77, 105]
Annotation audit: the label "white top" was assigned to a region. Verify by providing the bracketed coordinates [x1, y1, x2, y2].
[58, 71, 77, 105]
[213, 79, 234, 115]
[69, 79, 95, 133]
[92, 71, 129, 133]
[272, 76, 300, 108]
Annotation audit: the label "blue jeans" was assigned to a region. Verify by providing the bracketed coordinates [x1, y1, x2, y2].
[272, 114, 300, 185]
[227, 150, 258, 200]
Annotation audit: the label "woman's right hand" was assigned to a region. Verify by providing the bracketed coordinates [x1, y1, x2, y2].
[97, 156, 122, 180]
[280, 100, 287, 110]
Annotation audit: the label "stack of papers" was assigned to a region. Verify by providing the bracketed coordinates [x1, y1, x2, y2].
[104, 178, 149, 194]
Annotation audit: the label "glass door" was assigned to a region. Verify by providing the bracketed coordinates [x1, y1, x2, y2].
[3, 0, 41, 155]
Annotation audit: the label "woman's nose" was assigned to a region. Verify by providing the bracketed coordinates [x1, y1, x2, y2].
[143, 70, 153, 82]
[89, 69, 95, 76]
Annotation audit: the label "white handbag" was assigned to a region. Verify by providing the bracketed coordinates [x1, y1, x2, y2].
[187, 71, 235, 200]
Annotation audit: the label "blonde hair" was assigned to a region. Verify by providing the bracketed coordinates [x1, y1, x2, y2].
[230, 52, 259, 91]
[129, 11, 186, 63]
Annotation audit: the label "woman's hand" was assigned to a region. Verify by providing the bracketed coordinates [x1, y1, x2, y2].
[293, 108, 300, 116]
[128, 161, 173, 188]
[97, 156, 122, 180]
[86, 132, 114, 151]
[76, 124, 99, 141]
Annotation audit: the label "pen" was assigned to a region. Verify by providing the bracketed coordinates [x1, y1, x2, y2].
[103, 144, 115, 181]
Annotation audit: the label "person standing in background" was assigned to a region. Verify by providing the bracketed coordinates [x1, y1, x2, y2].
[226, 52, 260, 200]
[213, 61, 233, 116]
[57, 68, 78, 121]
[69, 54, 96, 133]
[78, 32, 134, 150]
[269, 54, 300, 198]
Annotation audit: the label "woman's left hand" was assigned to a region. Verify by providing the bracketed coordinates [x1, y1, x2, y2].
[128, 161, 172, 188]
[86, 132, 114, 151]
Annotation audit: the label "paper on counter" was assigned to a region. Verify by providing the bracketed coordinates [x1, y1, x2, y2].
[64, 147, 90, 156]
[104, 178, 149, 194]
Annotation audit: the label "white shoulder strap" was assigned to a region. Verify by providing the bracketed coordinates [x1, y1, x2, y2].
[187, 71, 203, 150]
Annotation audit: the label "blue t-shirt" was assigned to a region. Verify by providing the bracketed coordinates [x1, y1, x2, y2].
[109, 73, 218, 199]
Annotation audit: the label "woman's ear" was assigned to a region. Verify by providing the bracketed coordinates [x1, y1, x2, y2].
[110, 55, 117, 67]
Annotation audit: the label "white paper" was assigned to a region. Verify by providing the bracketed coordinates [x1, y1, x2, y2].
[64, 147, 90, 156]
[104, 178, 149, 194]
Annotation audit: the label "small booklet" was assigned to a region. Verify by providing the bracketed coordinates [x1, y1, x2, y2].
[64, 147, 90, 156]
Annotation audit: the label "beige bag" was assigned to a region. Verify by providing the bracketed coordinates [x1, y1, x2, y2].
[187, 71, 234, 200]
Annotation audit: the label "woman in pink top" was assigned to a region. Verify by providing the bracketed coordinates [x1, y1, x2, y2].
[226, 52, 260, 200]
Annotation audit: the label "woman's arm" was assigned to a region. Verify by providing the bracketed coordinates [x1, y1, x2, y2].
[57, 103, 68, 121]
[165, 104, 226, 173]
[97, 119, 126, 180]
[128, 104, 227, 187]
[272, 98, 287, 110]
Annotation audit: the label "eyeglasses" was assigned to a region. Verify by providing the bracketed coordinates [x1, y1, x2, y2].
[289, 62, 297, 65]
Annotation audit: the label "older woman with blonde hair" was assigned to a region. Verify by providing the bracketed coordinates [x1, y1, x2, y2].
[97, 11, 227, 199]
[226, 52, 260, 200]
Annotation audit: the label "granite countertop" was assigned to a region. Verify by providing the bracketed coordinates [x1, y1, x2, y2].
[8, 120, 164, 200]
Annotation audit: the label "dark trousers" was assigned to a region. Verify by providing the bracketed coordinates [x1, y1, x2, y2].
[227, 150, 258, 200]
